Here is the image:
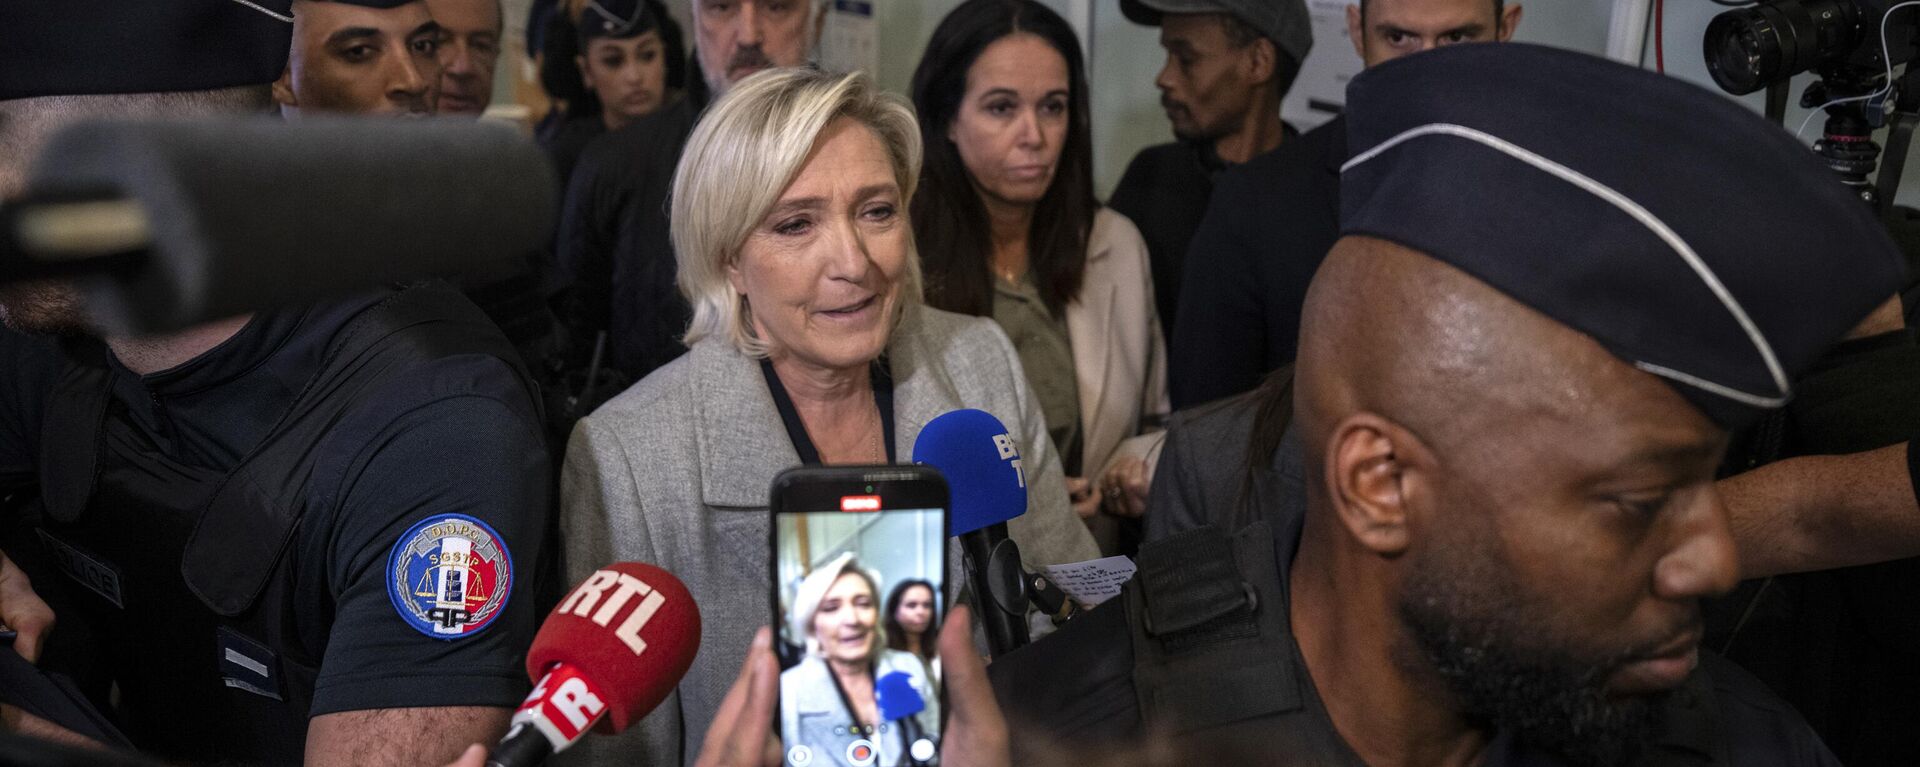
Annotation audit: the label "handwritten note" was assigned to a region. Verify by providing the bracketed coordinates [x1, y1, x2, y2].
[1040, 556, 1138, 608]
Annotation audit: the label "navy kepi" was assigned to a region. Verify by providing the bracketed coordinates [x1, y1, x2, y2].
[1340, 42, 1907, 430]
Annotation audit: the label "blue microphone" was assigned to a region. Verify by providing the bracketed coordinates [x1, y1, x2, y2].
[913, 409, 1032, 655]
[912, 408, 1027, 536]
[875, 671, 926, 722]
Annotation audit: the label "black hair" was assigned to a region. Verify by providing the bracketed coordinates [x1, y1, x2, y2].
[1217, 13, 1302, 99]
[883, 579, 941, 660]
[910, 0, 1097, 318]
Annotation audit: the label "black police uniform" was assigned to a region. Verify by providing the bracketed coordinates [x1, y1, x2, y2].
[553, 92, 704, 381]
[991, 42, 1908, 765]
[1108, 129, 1294, 344]
[0, 283, 549, 764]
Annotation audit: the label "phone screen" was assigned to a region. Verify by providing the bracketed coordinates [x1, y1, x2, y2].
[771, 468, 948, 767]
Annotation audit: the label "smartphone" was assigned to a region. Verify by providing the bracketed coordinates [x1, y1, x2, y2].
[769, 465, 950, 767]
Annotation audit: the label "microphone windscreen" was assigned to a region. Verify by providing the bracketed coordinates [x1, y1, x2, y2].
[875, 670, 925, 722]
[912, 409, 1027, 536]
[528, 562, 702, 734]
[25, 117, 556, 334]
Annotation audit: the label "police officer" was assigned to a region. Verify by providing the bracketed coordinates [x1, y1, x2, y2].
[552, 0, 814, 384]
[990, 43, 1901, 765]
[0, 3, 549, 764]
[274, 0, 447, 118]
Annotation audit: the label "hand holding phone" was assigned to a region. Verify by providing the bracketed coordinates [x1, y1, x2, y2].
[769, 467, 950, 767]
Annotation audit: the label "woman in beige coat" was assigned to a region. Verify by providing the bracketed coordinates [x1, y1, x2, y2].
[910, 0, 1169, 544]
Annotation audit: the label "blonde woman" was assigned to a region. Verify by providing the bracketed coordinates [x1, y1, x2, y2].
[560, 68, 1097, 767]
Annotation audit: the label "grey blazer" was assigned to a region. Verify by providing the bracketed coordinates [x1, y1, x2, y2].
[557, 303, 1099, 767]
[779, 650, 938, 767]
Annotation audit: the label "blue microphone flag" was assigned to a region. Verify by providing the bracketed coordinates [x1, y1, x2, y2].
[911, 409, 1027, 536]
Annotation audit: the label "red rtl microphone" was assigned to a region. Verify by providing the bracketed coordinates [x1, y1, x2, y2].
[486, 562, 702, 767]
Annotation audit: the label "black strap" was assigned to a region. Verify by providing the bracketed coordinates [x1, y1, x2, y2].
[822, 660, 931, 767]
[759, 358, 896, 465]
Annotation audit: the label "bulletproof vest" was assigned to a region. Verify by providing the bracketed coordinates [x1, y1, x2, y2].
[987, 523, 1344, 764]
[30, 283, 534, 765]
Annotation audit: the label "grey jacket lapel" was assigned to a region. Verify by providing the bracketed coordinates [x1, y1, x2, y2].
[693, 340, 800, 509]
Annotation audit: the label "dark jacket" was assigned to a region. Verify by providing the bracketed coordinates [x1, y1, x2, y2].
[553, 94, 701, 380]
[1169, 117, 1344, 409]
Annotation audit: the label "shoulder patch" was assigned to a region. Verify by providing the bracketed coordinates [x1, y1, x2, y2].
[387, 514, 513, 640]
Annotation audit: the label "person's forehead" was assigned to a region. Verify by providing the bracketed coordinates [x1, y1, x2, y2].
[780, 120, 897, 200]
[1365, 0, 1494, 27]
[967, 34, 1069, 92]
[298, 0, 434, 36]
[424, 0, 499, 33]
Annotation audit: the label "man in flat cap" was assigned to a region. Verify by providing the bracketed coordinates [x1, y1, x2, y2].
[275, 0, 446, 117]
[990, 42, 1902, 765]
[1166, 0, 1521, 411]
[1109, 0, 1310, 349]
[0, 2, 547, 764]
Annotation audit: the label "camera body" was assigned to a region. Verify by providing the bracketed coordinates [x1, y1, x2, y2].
[1705, 0, 1919, 96]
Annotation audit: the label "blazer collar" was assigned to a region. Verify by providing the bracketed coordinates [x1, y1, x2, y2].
[693, 305, 964, 509]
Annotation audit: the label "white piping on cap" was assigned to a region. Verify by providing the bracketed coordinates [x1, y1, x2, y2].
[1341, 122, 1790, 409]
[228, 0, 295, 23]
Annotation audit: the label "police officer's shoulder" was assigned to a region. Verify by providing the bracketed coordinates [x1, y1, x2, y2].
[1694, 652, 1842, 765]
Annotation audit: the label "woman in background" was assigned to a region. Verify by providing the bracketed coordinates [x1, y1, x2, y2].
[884, 579, 940, 673]
[910, 0, 1169, 551]
[536, 0, 684, 188]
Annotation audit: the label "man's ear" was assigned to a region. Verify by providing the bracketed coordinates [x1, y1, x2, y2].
[1323, 412, 1426, 556]
[1346, 4, 1366, 61]
[1247, 37, 1278, 89]
[271, 67, 297, 110]
[1498, 4, 1524, 41]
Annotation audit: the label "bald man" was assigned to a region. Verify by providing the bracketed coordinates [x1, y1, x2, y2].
[275, 0, 444, 117]
[990, 43, 1898, 766]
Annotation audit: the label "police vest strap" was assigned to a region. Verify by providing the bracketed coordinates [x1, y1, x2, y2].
[184, 282, 534, 616]
[1137, 525, 1254, 645]
[1127, 523, 1302, 734]
[37, 344, 111, 525]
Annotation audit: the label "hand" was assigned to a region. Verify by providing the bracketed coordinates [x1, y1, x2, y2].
[694, 628, 782, 767]
[0, 550, 54, 664]
[0, 705, 103, 751]
[695, 607, 1010, 767]
[1066, 477, 1103, 521]
[1098, 458, 1151, 519]
[438, 743, 486, 767]
[935, 605, 1010, 767]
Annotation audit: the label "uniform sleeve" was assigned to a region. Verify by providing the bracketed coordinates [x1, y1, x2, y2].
[1169, 175, 1269, 410]
[310, 391, 549, 715]
[552, 413, 686, 767]
[982, 323, 1098, 568]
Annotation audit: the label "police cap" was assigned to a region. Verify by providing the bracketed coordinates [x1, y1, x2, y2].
[1339, 42, 1908, 430]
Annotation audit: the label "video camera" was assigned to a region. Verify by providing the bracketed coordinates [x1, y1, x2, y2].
[1703, 0, 1920, 210]
[1706, 0, 1918, 96]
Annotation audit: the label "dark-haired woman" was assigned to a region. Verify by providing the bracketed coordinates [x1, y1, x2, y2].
[536, 0, 685, 189]
[911, 0, 1168, 545]
[885, 579, 940, 677]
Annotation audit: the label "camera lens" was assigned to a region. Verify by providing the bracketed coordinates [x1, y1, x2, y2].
[1704, 0, 1863, 95]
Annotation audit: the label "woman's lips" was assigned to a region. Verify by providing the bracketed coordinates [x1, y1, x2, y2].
[818, 296, 877, 321]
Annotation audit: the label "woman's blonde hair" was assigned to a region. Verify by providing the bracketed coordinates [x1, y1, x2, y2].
[671, 67, 924, 357]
